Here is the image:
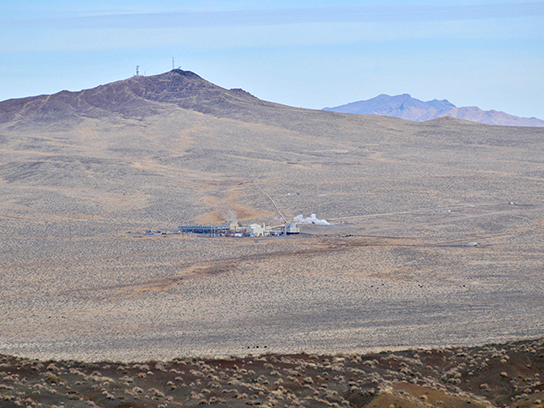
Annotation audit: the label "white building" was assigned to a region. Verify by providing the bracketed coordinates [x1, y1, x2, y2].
[247, 223, 264, 237]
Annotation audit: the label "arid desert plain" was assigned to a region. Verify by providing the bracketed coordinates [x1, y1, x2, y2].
[0, 70, 543, 363]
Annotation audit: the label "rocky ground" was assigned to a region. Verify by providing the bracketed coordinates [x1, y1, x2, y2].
[1, 337, 543, 408]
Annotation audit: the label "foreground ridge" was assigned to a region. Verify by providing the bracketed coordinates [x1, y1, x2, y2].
[1, 338, 543, 407]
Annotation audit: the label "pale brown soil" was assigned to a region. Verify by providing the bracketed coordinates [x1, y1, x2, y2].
[0, 70, 543, 362]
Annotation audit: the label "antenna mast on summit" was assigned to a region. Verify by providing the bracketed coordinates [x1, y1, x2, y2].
[172, 57, 174, 70]
[135, 65, 139, 77]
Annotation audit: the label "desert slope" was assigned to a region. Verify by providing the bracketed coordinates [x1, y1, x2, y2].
[0, 70, 543, 361]
[1, 337, 543, 408]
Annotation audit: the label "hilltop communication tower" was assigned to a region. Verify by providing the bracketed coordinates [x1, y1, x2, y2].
[135, 65, 140, 77]
[172, 57, 174, 70]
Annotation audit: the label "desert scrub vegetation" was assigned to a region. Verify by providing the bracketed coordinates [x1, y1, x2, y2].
[0, 337, 542, 407]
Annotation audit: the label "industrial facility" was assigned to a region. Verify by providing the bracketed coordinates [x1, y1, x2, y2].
[177, 221, 299, 237]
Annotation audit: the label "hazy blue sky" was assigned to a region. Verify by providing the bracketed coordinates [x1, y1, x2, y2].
[1, 0, 543, 118]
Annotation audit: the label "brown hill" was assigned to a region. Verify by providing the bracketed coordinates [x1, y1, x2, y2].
[425, 116, 477, 125]
[1, 69, 376, 141]
[0, 69, 261, 124]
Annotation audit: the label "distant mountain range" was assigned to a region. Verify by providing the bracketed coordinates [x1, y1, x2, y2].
[324, 94, 544, 127]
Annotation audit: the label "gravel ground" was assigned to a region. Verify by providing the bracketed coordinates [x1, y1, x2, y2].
[1, 214, 543, 361]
